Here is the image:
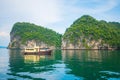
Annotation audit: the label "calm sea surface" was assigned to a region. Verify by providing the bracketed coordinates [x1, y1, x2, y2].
[0, 48, 120, 80]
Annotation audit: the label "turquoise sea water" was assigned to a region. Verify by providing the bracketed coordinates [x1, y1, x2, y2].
[0, 48, 120, 80]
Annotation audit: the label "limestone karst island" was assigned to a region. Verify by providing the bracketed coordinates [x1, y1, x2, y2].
[8, 15, 120, 50]
[1, 0, 120, 79]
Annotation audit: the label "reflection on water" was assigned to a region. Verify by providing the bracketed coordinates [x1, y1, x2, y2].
[8, 50, 57, 80]
[24, 55, 41, 63]
[24, 54, 54, 63]
[62, 50, 120, 80]
[0, 49, 120, 80]
[62, 50, 103, 62]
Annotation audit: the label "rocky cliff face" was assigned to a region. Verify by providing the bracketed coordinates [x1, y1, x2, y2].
[62, 15, 120, 50]
[8, 35, 55, 49]
[62, 39, 116, 50]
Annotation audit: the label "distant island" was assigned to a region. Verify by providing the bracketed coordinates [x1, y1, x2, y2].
[8, 15, 120, 50]
[0, 46, 7, 48]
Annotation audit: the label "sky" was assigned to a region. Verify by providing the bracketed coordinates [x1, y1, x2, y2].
[0, 0, 120, 46]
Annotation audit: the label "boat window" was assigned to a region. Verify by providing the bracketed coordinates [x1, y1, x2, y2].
[26, 49, 34, 50]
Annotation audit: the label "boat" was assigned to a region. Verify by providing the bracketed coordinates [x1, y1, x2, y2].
[23, 46, 52, 55]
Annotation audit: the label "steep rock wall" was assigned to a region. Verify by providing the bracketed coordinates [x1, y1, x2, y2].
[8, 35, 55, 49]
[62, 39, 117, 50]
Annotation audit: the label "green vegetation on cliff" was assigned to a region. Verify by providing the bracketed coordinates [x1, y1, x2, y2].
[10, 22, 62, 47]
[63, 15, 120, 48]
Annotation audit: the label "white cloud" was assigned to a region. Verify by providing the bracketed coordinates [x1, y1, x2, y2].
[93, 0, 117, 13]
[61, 0, 118, 14]
[0, 36, 9, 46]
[0, 24, 11, 46]
[0, 0, 63, 46]
[0, 0, 120, 46]
[0, 31, 9, 46]
[0, 32, 9, 37]
[0, 0, 62, 25]
[0, 24, 11, 36]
